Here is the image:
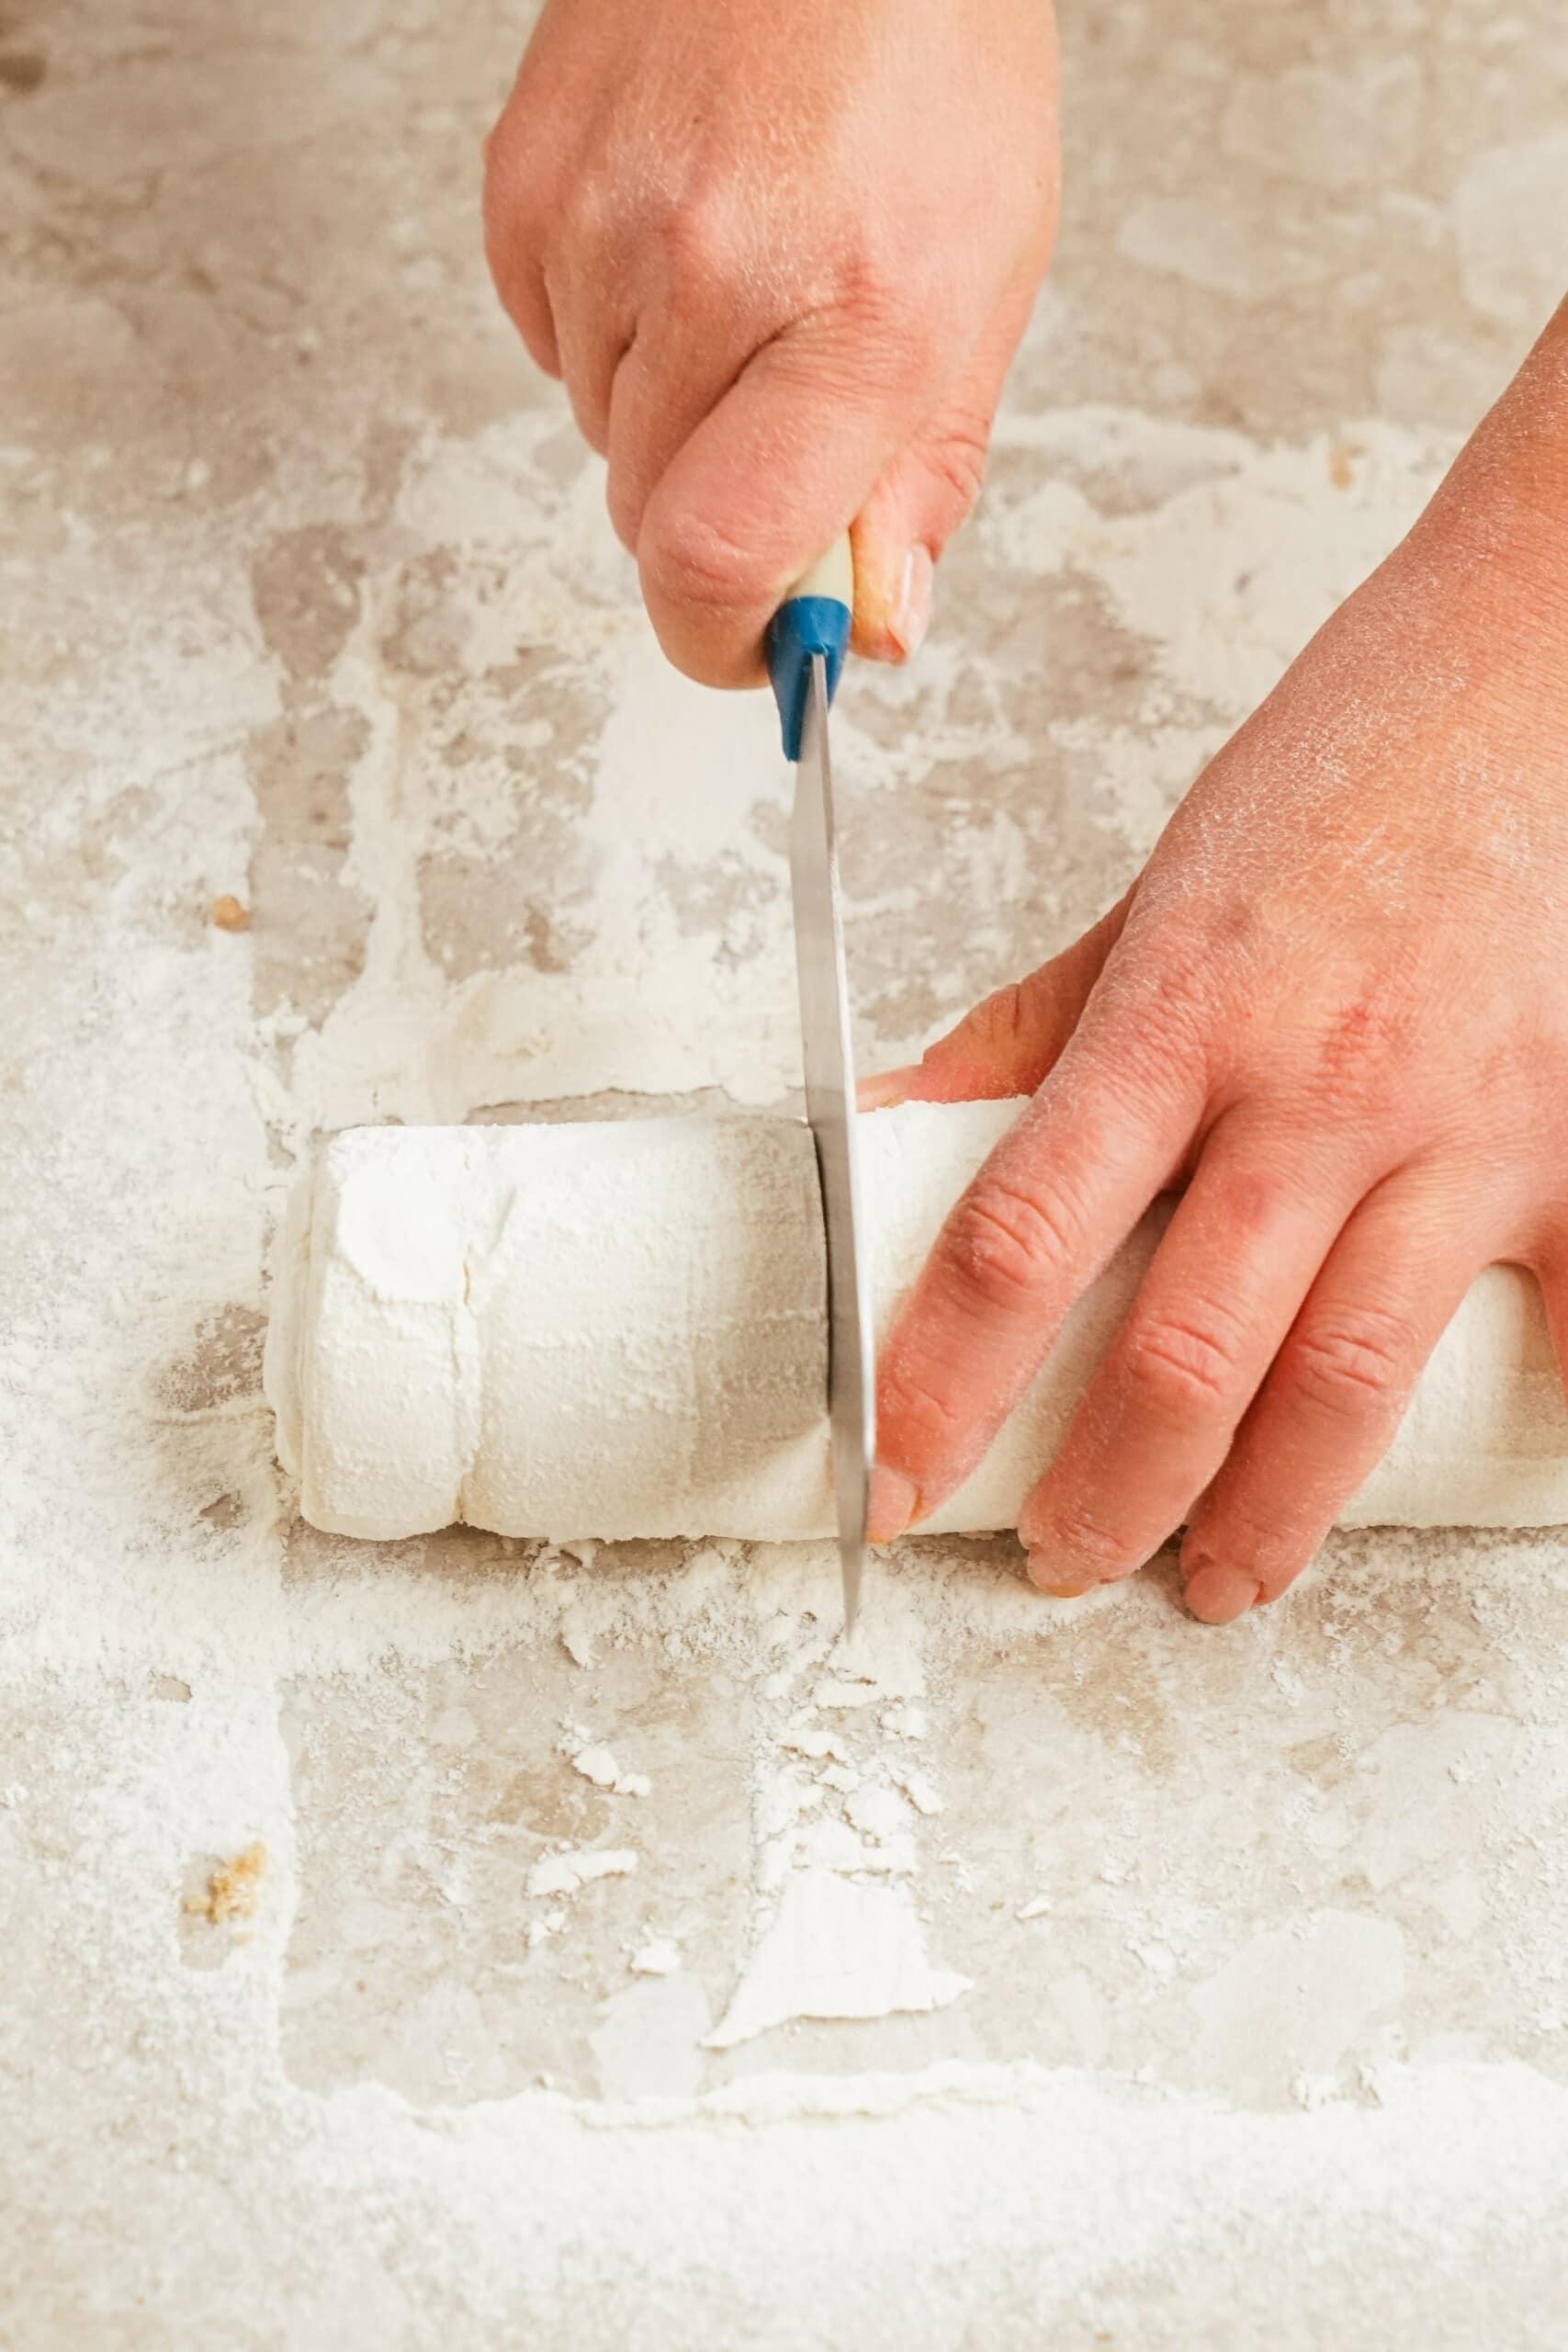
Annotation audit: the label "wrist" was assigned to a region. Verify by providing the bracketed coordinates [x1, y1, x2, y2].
[1423, 297, 1568, 628]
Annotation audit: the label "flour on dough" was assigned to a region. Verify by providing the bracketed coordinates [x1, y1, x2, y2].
[265, 1101, 1568, 1544]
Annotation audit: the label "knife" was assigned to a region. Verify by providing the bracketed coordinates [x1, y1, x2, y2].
[765, 536, 874, 1635]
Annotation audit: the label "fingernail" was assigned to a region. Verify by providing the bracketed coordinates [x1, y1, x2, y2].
[1026, 1550, 1099, 1599]
[1182, 1560, 1262, 1625]
[888, 545, 932, 662]
[866, 1464, 919, 1544]
[857, 1065, 920, 1113]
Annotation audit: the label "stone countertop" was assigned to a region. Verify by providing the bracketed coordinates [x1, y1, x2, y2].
[4, 2, 1568, 2344]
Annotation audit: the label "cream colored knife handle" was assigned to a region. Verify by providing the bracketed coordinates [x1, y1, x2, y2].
[784, 537, 854, 608]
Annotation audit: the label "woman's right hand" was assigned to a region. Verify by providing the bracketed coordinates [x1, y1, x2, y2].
[483, 0, 1059, 686]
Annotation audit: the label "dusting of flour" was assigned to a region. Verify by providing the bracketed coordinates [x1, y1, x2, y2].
[11, 399, 1568, 2342]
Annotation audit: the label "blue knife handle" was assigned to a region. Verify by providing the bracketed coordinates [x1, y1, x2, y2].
[765, 537, 853, 761]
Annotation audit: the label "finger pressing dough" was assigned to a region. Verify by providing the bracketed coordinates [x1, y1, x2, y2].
[263, 1100, 1568, 1544]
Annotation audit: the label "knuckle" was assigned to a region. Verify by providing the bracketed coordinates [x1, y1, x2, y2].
[920, 408, 992, 517]
[648, 190, 750, 302]
[1120, 1304, 1246, 1422]
[481, 150, 534, 267]
[993, 977, 1035, 1042]
[1200, 1499, 1311, 1583]
[968, 980, 1028, 1048]
[1041, 1499, 1136, 1572]
[878, 1355, 964, 1455]
[1098, 947, 1223, 1103]
[1287, 1306, 1415, 1420]
[943, 1174, 1082, 1315]
[939, 981, 1032, 1086]
[562, 175, 611, 253]
[1145, 956, 1224, 1062]
[830, 251, 949, 388]
[604, 468, 642, 558]
[641, 503, 770, 623]
[1210, 1164, 1295, 1240]
[480, 99, 522, 198]
[915, 973, 1059, 1104]
[479, 126, 509, 226]
[1309, 977, 1419, 1119]
[482, 89, 556, 224]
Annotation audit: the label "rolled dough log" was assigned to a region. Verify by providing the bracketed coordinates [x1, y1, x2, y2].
[264, 1100, 1568, 1544]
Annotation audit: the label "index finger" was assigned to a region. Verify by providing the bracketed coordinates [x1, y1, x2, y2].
[867, 1013, 1209, 1540]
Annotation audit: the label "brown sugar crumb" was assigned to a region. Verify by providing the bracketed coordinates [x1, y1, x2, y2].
[1327, 437, 1358, 491]
[210, 893, 250, 931]
[186, 1839, 266, 1929]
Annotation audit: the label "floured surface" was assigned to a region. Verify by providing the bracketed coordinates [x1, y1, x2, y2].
[705, 1872, 973, 2050]
[6, 2, 1568, 2345]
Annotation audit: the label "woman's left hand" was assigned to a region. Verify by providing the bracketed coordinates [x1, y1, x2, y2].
[864, 298, 1568, 1623]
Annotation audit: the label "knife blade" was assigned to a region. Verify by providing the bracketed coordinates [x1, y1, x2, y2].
[766, 538, 874, 1634]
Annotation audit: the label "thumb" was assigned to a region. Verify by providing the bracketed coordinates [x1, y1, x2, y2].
[852, 276, 1040, 662]
[850, 401, 988, 663]
[636, 312, 942, 690]
[860, 892, 1134, 1111]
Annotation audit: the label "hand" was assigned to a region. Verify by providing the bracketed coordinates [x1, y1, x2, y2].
[865, 300, 1568, 1623]
[483, 0, 1057, 684]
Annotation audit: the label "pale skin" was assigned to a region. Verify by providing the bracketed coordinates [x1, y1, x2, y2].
[485, 0, 1568, 1623]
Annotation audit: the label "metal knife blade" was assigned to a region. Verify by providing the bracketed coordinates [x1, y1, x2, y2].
[789, 652, 874, 1634]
